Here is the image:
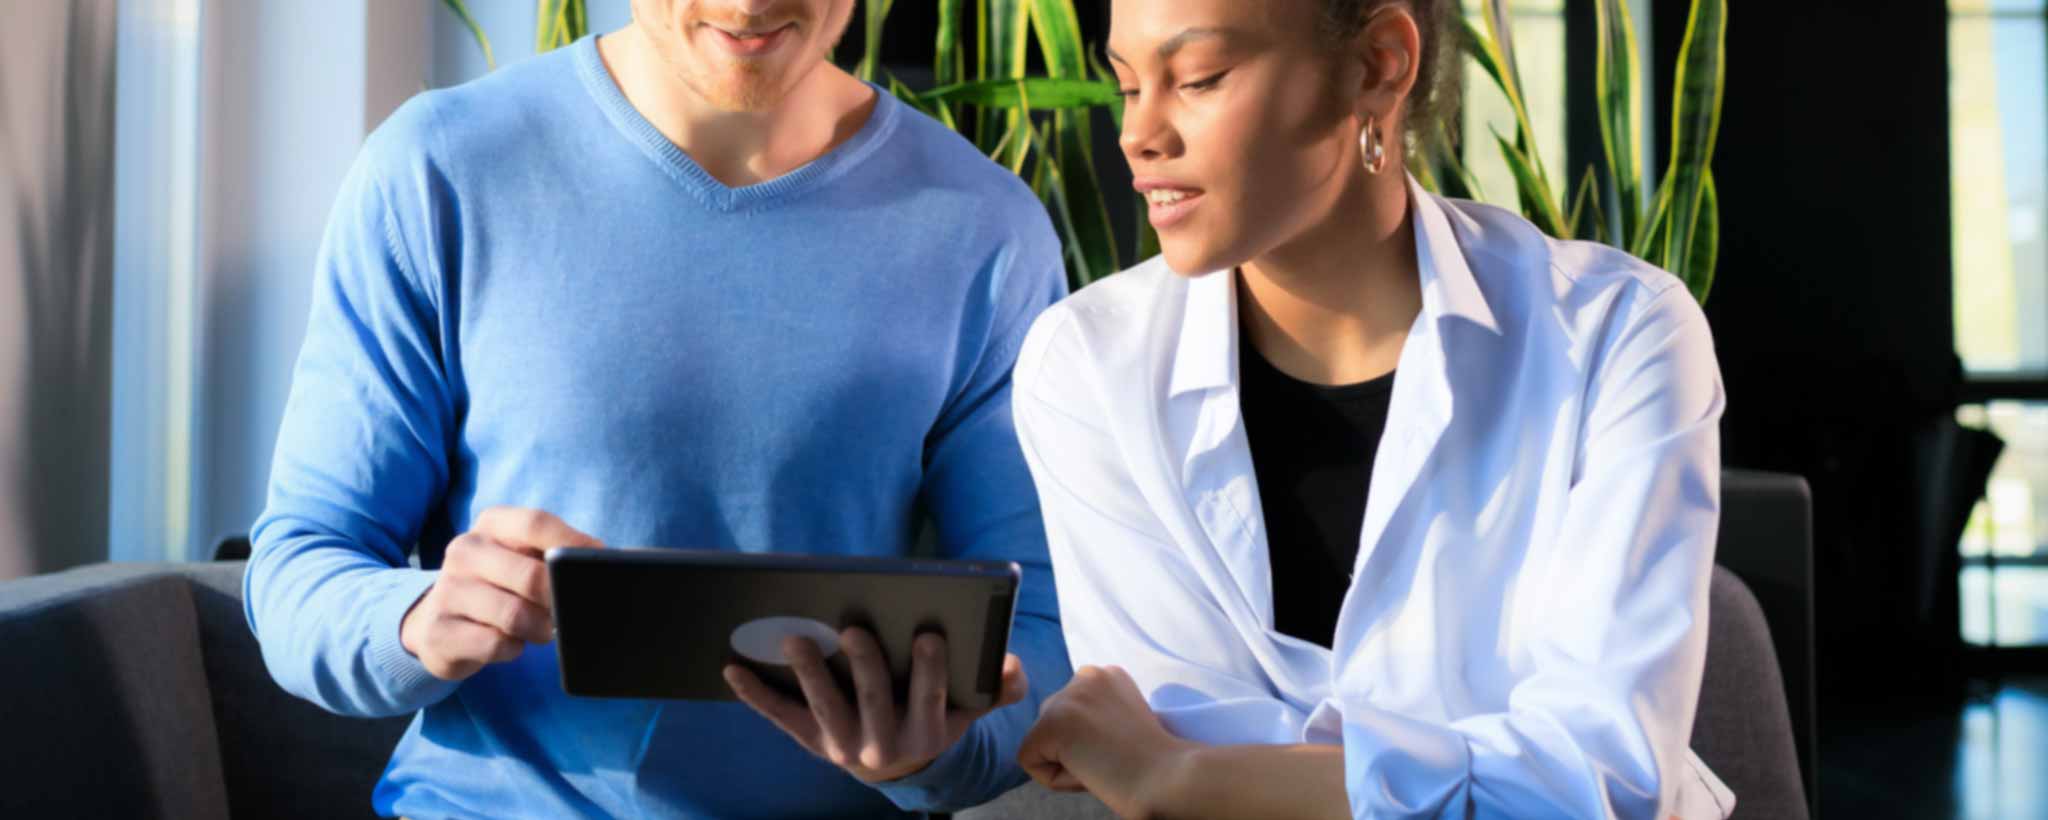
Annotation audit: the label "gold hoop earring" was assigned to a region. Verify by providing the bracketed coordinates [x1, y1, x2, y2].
[1360, 115, 1387, 175]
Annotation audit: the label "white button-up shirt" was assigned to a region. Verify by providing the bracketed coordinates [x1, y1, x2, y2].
[1012, 179, 1737, 819]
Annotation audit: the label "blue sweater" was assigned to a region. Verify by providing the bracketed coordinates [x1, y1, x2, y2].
[245, 36, 1070, 819]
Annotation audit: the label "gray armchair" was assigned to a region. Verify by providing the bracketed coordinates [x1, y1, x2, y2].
[958, 566, 1808, 820]
[0, 473, 1812, 818]
[0, 561, 408, 818]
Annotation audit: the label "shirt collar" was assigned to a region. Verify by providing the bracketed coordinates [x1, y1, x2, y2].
[1166, 175, 1499, 399]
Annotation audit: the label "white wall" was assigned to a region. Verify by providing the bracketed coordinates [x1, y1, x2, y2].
[184, 1, 372, 559]
[144, 0, 631, 561]
[3, 0, 118, 577]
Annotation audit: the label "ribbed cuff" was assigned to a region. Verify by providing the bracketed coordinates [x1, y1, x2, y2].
[367, 568, 460, 710]
[871, 724, 988, 812]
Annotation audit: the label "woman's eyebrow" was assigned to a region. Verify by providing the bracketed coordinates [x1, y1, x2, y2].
[1105, 27, 1232, 67]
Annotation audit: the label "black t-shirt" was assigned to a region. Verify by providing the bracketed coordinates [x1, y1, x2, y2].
[1237, 331, 1396, 648]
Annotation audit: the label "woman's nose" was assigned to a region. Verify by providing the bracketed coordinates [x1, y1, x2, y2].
[1119, 98, 1173, 162]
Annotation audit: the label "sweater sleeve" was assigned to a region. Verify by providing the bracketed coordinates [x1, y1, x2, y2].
[243, 107, 464, 719]
[871, 215, 1074, 813]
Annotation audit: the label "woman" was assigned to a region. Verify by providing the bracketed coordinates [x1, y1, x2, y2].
[1009, 0, 1734, 817]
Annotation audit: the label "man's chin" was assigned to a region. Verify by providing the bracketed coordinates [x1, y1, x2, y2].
[696, 77, 794, 112]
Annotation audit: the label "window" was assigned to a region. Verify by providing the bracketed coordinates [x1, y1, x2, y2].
[110, 0, 203, 563]
[1953, 0, 2048, 376]
[1958, 403, 2048, 646]
[1952, 0, 2048, 648]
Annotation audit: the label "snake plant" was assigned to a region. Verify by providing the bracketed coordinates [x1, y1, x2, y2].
[438, 0, 589, 70]
[869, 0, 1133, 289]
[1423, 0, 1726, 304]
[441, 0, 1132, 292]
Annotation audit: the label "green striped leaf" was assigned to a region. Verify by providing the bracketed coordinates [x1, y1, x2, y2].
[1461, 16, 1556, 211]
[1683, 169, 1719, 302]
[1429, 120, 1483, 201]
[1492, 128, 1569, 239]
[1596, 0, 1643, 244]
[536, 0, 581, 52]
[439, 0, 496, 69]
[918, 78, 1121, 109]
[1088, 46, 1127, 126]
[1020, 115, 1109, 285]
[937, 0, 964, 86]
[857, 0, 897, 82]
[978, 0, 1033, 166]
[1476, 3, 1547, 188]
[1661, 0, 1726, 303]
[1028, 0, 1120, 280]
[1027, 0, 1088, 79]
[1411, 152, 1443, 193]
[1633, 174, 1672, 261]
[884, 71, 937, 118]
[1568, 166, 1607, 244]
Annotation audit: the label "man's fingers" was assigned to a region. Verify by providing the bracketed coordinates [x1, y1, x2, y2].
[995, 653, 1029, 709]
[485, 627, 526, 663]
[839, 627, 898, 769]
[472, 506, 604, 553]
[905, 632, 949, 747]
[784, 636, 859, 764]
[1047, 766, 1087, 792]
[725, 664, 824, 753]
[443, 575, 552, 644]
[946, 649, 1023, 739]
[425, 617, 520, 679]
[449, 536, 551, 610]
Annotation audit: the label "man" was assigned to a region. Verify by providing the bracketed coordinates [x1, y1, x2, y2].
[243, 1, 1070, 816]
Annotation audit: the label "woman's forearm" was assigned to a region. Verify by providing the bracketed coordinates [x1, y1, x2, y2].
[1145, 743, 1350, 820]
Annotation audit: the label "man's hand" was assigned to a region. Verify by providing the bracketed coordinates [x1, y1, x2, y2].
[1017, 665, 1193, 818]
[725, 630, 1029, 783]
[399, 506, 603, 681]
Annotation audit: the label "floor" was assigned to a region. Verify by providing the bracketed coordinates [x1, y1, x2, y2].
[1821, 677, 2048, 819]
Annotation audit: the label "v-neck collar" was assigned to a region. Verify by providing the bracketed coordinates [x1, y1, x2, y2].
[572, 35, 901, 213]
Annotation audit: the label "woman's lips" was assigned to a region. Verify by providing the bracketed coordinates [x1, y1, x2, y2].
[1142, 187, 1204, 230]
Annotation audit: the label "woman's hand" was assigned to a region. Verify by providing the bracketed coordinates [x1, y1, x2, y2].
[725, 630, 1029, 783]
[1017, 665, 1196, 819]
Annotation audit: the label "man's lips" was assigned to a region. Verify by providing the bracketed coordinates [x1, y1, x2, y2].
[706, 22, 795, 56]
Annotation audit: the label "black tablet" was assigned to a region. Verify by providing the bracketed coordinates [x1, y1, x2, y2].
[547, 548, 1021, 711]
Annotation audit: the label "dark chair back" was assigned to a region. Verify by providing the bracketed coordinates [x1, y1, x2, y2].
[1716, 469, 1817, 814]
[1692, 567, 1810, 819]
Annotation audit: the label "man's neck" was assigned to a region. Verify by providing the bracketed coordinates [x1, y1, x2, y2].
[1237, 167, 1422, 387]
[595, 24, 877, 188]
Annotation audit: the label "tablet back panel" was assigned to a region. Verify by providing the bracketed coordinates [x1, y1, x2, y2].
[549, 549, 1020, 711]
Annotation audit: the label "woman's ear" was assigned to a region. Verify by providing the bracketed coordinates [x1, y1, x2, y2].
[1350, 5, 1422, 123]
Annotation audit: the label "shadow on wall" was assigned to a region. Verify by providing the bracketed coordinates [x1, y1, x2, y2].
[0, 0, 117, 579]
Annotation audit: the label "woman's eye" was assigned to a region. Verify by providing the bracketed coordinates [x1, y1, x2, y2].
[1179, 70, 1229, 92]
[1118, 87, 1140, 99]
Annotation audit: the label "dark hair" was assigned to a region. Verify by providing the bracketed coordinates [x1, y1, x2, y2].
[1318, 0, 1461, 145]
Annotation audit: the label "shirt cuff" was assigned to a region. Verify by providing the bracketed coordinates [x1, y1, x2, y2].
[367, 568, 461, 710]
[869, 724, 991, 812]
[1341, 701, 1472, 817]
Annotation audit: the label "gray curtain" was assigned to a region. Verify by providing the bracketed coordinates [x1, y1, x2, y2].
[0, 0, 117, 579]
